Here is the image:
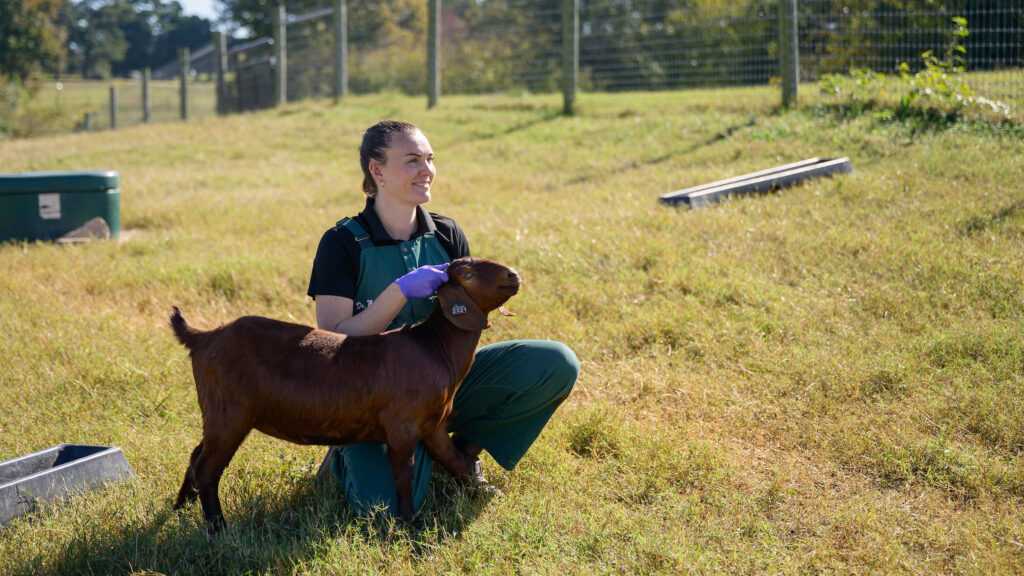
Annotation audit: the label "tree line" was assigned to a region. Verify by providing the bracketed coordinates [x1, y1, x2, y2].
[2, 0, 1019, 88]
[2, 0, 214, 81]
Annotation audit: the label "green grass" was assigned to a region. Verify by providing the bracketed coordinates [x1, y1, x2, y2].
[1, 88, 1023, 574]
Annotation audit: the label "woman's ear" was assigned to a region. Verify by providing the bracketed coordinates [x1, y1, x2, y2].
[369, 159, 383, 180]
[438, 283, 490, 331]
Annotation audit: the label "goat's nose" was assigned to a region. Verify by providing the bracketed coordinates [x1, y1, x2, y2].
[507, 268, 519, 278]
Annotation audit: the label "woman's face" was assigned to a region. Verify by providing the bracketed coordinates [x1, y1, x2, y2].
[372, 130, 436, 207]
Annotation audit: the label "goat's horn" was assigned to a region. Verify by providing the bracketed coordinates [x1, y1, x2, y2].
[498, 306, 516, 317]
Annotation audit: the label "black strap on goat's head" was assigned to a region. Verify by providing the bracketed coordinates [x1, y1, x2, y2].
[438, 282, 490, 331]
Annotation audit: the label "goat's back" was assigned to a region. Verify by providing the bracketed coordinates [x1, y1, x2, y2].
[172, 311, 466, 445]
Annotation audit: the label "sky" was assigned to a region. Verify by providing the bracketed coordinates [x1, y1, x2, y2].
[177, 0, 219, 22]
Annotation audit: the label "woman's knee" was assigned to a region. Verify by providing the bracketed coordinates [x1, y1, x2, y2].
[536, 340, 579, 399]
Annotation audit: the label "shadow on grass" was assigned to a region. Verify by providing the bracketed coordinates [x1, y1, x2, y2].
[459, 108, 564, 144]
[10, 473, 489, 576]
[812, 101, 1024, 140]
[564, 116, 759, 187]
[959, 198, 1024, 237]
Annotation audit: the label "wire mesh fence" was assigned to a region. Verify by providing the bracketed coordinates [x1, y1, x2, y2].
[802, 0, 1023, 113]
[76, 0, 1024, 130]
[224, 37, 277, 113]
[285, 7, 336, 101]
[187, 44, 218, 81]
[438, 0, 781, 96]
[43, 78, 216, 132]
[441, 0, 562, 95]
[579, 1, 780, 92]
[346, 2, 428, 95]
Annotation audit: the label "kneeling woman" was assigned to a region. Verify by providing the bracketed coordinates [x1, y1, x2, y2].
[308, 120, 579, 514]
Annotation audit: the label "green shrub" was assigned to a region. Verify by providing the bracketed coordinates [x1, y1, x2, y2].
[819, 18, 1013, 123]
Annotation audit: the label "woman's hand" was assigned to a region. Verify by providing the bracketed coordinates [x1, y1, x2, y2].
[394, 263, 450, 298]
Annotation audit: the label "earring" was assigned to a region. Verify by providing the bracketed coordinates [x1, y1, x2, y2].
[378, 178, 384, 189]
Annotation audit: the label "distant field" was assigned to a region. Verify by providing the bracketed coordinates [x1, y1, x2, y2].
[29, 77, 218, 131]
[0, 89, 1022, 575]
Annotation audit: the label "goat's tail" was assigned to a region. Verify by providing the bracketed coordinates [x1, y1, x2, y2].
[169, 306, 201, 350]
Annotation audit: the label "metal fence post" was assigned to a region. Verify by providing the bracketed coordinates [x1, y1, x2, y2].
[274, 5, 287, 106]
[142, 67, 151, 123]
[427, 0, 440, 108]
[179, 47, 190, 120]
[333, 0, 348, 100]
[213, 31, 227, 114]
[109, 85, 118, 129]
[780, 0, 799, 108]
[562, 0, 579, 115]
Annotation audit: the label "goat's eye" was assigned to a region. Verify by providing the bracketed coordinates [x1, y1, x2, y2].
[463, 273, 473, 280]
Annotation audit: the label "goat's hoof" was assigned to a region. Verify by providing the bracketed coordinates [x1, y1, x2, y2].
[470, 483, 503, 500]
[463, 460, 502, 499]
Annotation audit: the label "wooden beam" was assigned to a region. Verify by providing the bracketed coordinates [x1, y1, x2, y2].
[660, 157, 853, 208]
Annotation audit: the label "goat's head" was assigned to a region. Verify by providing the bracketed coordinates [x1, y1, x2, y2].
[438, 257, 521, 331]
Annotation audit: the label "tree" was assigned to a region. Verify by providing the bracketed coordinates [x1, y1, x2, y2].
[0, 0, 67, 81]
[63, 0, 130, 77]
[62, 0, 213, 78]
[346, 0, 429, 94]
[216, 0, 323, 37]
[111, 0, 210, 76]
[151, 14, 213, 68]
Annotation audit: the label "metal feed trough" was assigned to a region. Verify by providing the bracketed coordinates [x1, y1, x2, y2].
[659, 157, 853, 208]
[0, 444, 135, 527]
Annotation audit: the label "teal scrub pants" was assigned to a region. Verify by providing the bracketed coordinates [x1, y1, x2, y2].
[328, 338, 578, 514]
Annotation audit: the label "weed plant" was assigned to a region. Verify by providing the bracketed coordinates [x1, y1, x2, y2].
[819, 18, 1017, 127]
[0, 88, 1022, 574]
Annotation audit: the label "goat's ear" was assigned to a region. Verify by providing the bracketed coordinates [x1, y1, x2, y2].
[438, 283, 490, 331]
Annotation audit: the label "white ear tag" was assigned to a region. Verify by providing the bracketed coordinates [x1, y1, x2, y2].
[450, 301, 468, 315]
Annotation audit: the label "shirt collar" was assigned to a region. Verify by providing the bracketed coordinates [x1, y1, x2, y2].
[359, 197, 437, 244]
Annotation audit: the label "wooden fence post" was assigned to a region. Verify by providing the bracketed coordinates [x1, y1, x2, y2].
[274, 4, 287, 106]
[779, 0, 799, 108]
[109, 85, 118, 129]
[562, 0, 579, 115]
[333, 0, 348, 100]
[213, 31, 228, 114]
[427, 0, 440, 108]
[142, 67, 151, 123]
[179, 47, 190, 120]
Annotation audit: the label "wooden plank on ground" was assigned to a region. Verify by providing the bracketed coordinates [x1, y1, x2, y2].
[660, 157, 853, 208]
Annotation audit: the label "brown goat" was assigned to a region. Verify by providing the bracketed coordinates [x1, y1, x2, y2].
[169, 257, 520, 530]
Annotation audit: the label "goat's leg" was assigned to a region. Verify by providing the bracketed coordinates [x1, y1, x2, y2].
[192, 428, 248, 532]
[173, 442, 204, 509]
[384, 437, 417, 519]
[421, 428, 471, 483]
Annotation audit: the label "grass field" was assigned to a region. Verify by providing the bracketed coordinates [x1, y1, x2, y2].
[1, 89, 1022, 575]
[13, 77, 218, 135]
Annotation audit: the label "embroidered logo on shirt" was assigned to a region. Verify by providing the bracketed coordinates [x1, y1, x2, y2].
[450, 301, 468, 315]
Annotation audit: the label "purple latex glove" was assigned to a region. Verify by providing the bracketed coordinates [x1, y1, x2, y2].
[395, 263, 450, 298]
